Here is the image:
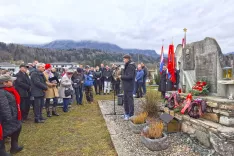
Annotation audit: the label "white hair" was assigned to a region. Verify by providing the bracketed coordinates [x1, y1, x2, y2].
[36, 63, 45, 69]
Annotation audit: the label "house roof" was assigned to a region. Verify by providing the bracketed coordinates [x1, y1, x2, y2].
[51, 62, 77, 65]
[0, 62, 18, 67]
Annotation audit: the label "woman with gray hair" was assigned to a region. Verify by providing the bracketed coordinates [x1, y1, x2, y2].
[59, 69, 74, 112]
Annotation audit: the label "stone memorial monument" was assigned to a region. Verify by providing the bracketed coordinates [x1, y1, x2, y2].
[176, 37, 233, 97]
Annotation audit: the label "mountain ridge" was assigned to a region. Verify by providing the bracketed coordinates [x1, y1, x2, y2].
[25, 40, 159, 58]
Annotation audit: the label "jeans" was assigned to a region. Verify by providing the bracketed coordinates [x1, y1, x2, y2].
[34, 97, 44, 120]
[63, 98, 70, 112]
[20, 97, 31, 120]
[124, 91, 134, 117]
[136, 82, 143, 98]
[94, 80, 101, 94]
[133, 81, 137, 95]
[104, 81, 111, 93]
[74, 86, 83, 104]
[142, 79, 147, 95]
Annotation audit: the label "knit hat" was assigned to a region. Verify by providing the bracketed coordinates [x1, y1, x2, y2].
[85, 65, 90, 69]
[0, 74, 17, 83]
[45, 64, 52, 70]
[123, 54, 131, 59]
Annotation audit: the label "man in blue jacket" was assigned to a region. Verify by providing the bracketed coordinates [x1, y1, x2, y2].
[134, 64, 144, 98]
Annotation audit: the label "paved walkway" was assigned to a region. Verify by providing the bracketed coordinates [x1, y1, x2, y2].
[99, 100, 218, 156]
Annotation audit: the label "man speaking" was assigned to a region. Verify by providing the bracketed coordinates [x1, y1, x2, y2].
[120, 55, 136, 121]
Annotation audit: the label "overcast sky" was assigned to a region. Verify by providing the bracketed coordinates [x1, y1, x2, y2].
[0, 0, 233, 54]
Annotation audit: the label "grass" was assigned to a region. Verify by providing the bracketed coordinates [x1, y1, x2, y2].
[5, 93, 117, 156]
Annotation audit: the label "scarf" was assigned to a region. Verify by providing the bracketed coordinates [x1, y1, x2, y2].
[4, 87, 22, 121]
[0, 124, 2, 140]
[45, 70, 54, 78]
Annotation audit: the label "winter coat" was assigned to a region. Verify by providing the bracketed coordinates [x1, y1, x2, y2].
[136, 70, 144, 82]
[121, 61, 136, 92]
[0, 86, 21, 137]
[43, 71, 59, 99]
[14, 71, 31, 98]
[31, 70, 48, 98]
[59, 74, 73, 98]
[71, 72, 84, 88]
[94, 70, 102, 80]
[142, 66, 148, 81]
[103, 69, 112, 82]
[158, 70, 167, 92]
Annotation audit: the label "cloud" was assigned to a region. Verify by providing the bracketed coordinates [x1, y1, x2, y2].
[0, 0, 233, 53]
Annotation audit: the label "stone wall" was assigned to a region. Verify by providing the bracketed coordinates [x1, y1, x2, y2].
[163, 92, 234, 155]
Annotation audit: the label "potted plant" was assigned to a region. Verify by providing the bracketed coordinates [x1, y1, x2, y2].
[141, 121, 169, 151]
[129, 112, 148, 134]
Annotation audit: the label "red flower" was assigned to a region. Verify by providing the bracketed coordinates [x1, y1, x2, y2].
[196, 81, 200, 85]
[198, 87, 203, 91]
[202, 82, 207, 86]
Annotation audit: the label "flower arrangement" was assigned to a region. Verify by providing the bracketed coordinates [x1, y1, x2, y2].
[190, 80, 209, 96]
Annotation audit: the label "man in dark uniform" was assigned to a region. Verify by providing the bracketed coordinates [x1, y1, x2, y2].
[120, 55, 136, 120]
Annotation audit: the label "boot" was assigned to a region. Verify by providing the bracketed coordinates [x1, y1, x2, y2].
[10, 127, 24, 154]
[47, 111, 52, 117]
[52, 107, 59, 116]
[34, 119, 44, 123]
[46, 108, 52, 117]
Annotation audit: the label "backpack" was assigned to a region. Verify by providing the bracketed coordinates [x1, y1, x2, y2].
[84, 74, 93, 87]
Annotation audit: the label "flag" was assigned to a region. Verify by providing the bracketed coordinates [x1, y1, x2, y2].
[167, 44, 176, 83]
[159, 45, 164, 74]
[182, 38, 185, 48]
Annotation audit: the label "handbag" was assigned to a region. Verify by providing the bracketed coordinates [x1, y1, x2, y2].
[64, 87, 73, 97]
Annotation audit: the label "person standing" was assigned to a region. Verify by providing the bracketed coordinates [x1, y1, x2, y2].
[84, 66, 94, 103]
[103, 66, 112, 95]
[71, 68, 84, 105]
[141, 62, 148, 95]
[120, 55, 136, 120]
[134, 64, 144, 98]
[31, 63, 48, 123]
[94, 66, 102, 95]
[59, 69, 74, 112]
[14, 65, 31, 121]
[113, 66, 121, 95]
[158, 65, 167, 98]
[0, 75, 23, 154]
[44, 64, 60, 117]
[100, 64, 105, 93]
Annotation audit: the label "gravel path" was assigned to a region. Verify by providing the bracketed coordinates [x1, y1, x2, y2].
[99, 100, 221, 156]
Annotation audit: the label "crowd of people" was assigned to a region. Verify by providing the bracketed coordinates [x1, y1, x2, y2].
[0, 54, 148, 155]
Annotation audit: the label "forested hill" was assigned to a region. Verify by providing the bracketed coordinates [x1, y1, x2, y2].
[0, 42, 157, 65]
[25, 40, 159, 58]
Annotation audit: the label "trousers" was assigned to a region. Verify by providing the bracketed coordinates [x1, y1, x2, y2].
[104, 81, 111, 93]
[20, 97, 31, 120]
[124, 91, 134, 117]
[34, 97, 44, 120]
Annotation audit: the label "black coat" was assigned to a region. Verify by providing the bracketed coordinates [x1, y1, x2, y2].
[158, 70, 167, 92]
[0, 87, 21, 137]
[94, 70, 102, 80]
[103, 70, 112, 82]
[142, 66, 148, 81]
[121, 61, 136, 92]
[30, 70, 48, 98]
[15, 71, 31, 98]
